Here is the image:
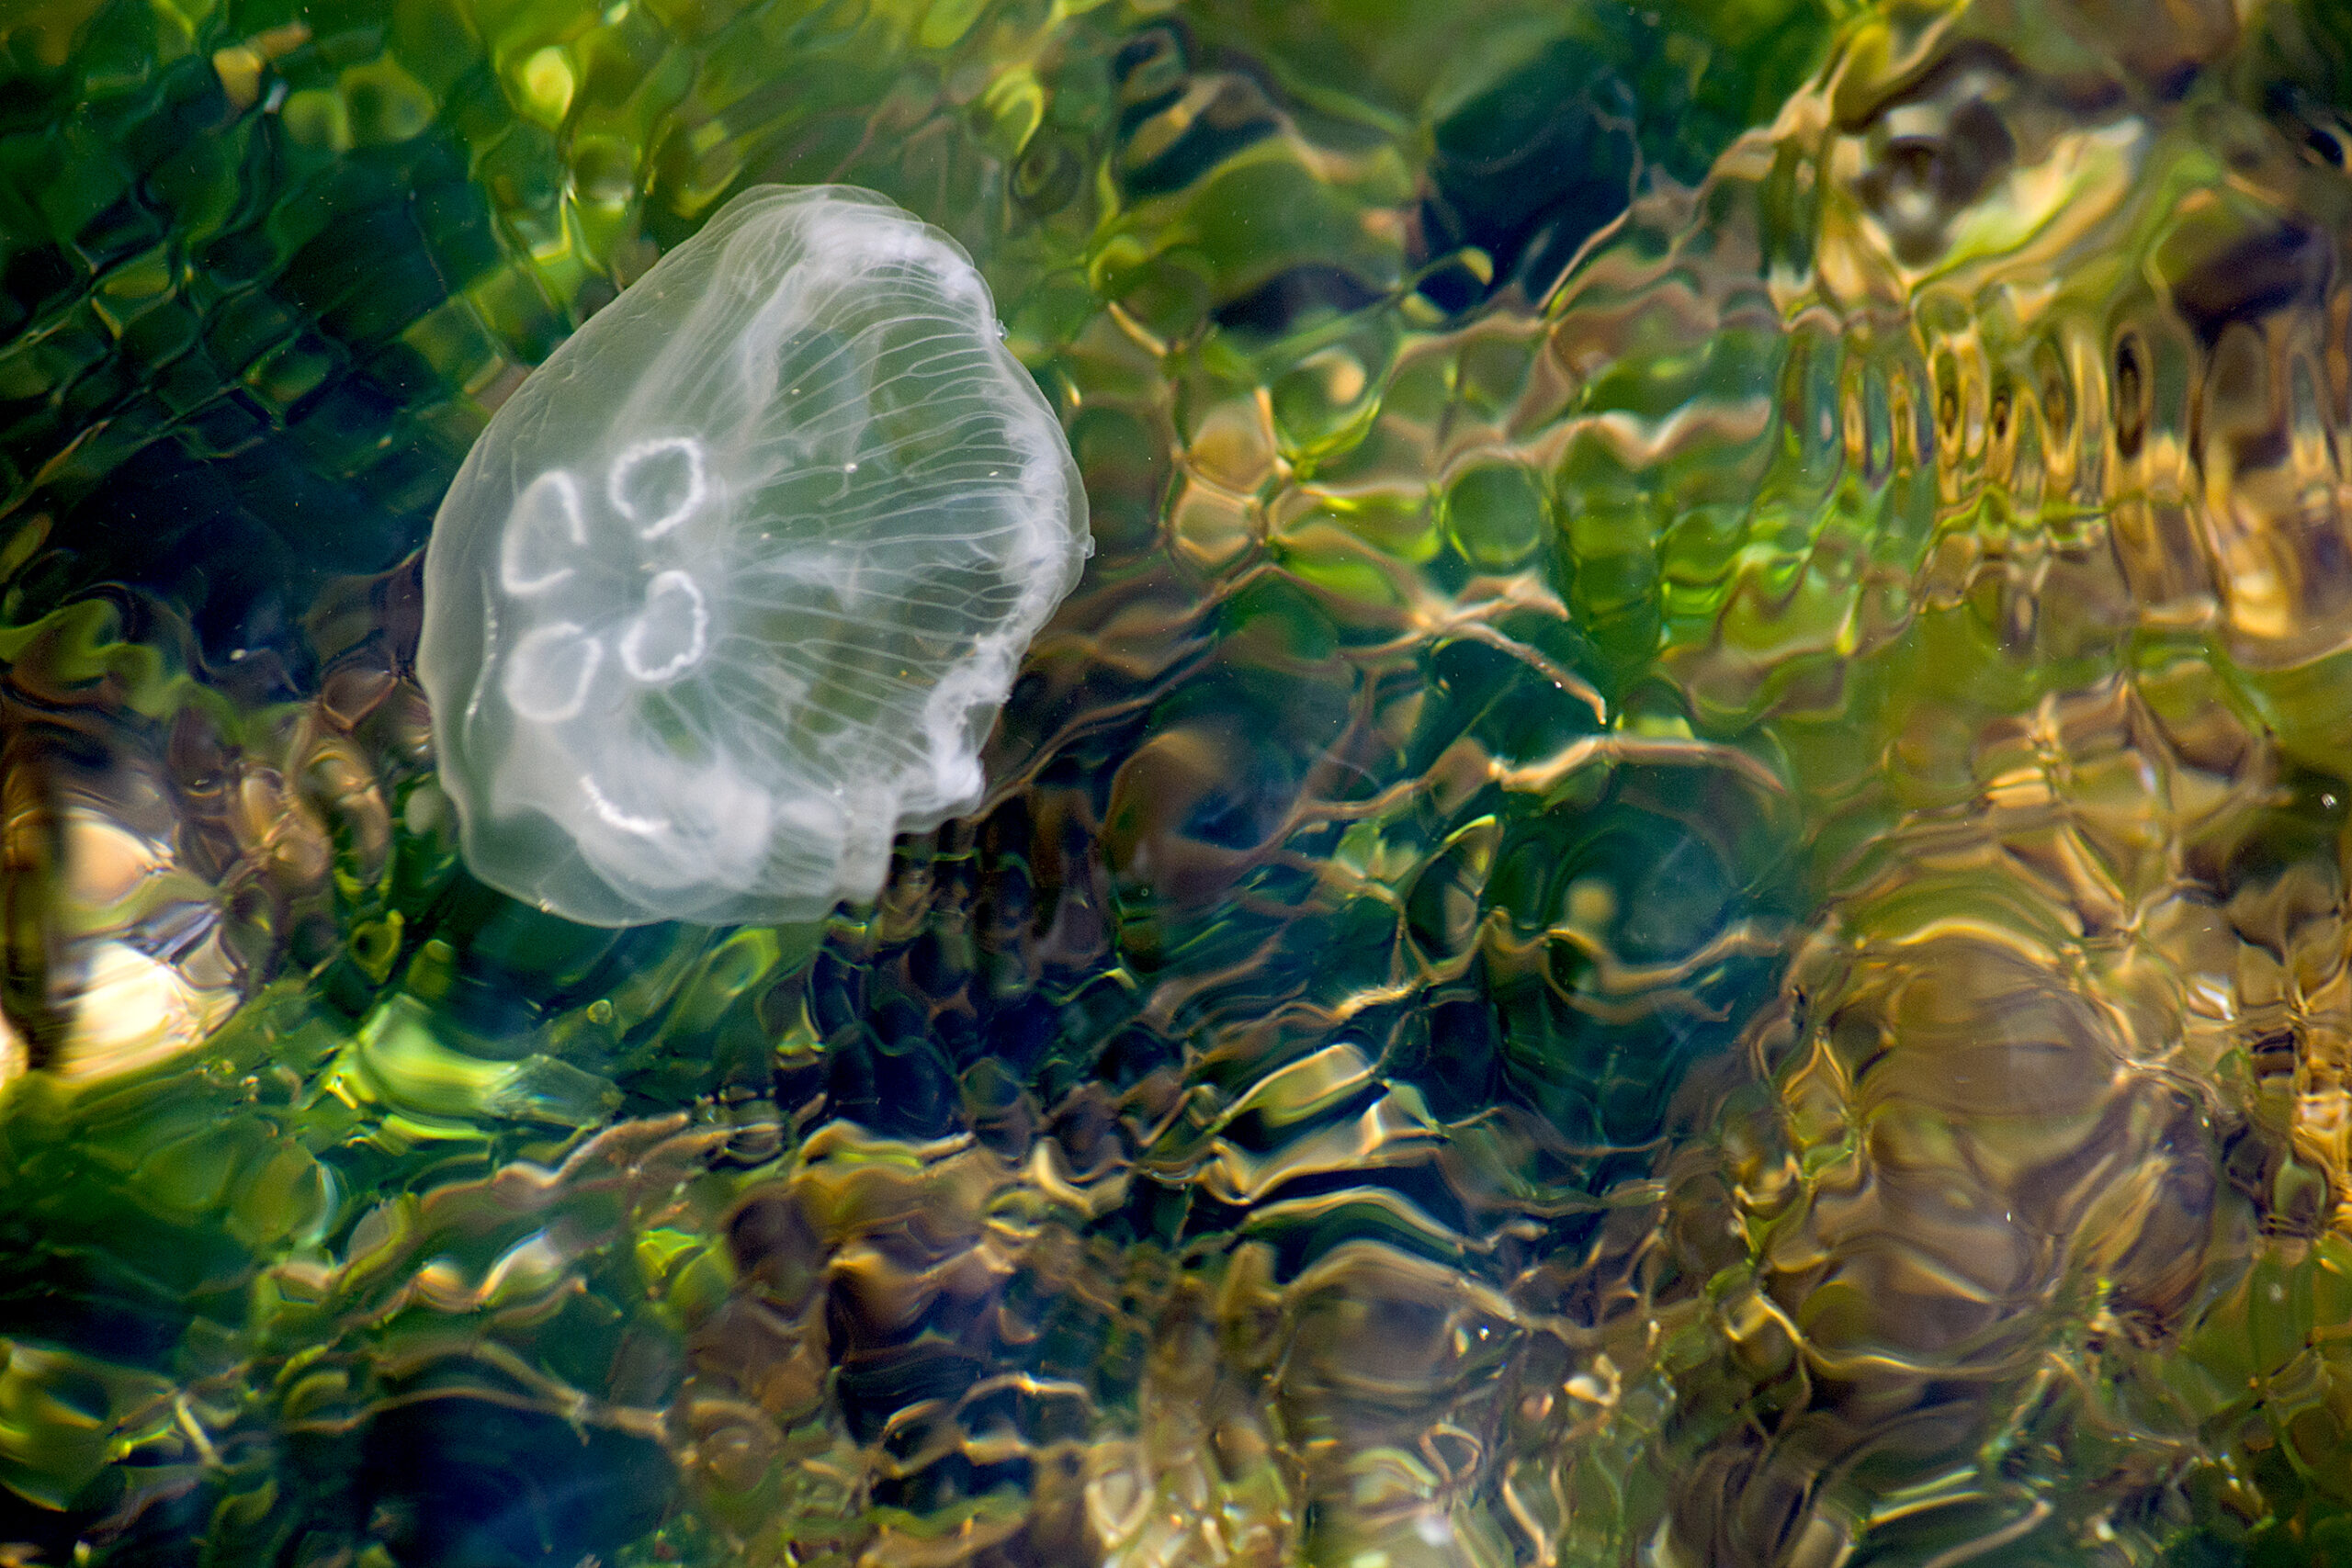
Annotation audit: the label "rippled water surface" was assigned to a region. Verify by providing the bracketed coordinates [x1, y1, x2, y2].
[6, 0, 2352, 1562]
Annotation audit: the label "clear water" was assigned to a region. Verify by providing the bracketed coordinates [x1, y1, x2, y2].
[5, 0, 2352, 1564]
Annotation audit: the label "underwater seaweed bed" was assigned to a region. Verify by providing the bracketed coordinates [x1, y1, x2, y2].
[5, 0, 2352, 1563]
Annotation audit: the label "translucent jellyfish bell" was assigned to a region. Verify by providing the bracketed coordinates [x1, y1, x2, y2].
[417, 186, 1091, 926]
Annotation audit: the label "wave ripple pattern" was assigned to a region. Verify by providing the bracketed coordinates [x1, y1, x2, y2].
[3, 0, 2352, 1566]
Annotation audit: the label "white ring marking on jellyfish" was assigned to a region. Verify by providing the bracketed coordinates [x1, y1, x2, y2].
[502, 622, 603, 722]
[580, 774, 669, 835]
[606, 435, 707, 539]
[618, 569, 711, 682]
[499, 469, 587, 594]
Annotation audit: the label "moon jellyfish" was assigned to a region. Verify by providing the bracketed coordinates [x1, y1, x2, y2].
[417, 186, 1091, 926]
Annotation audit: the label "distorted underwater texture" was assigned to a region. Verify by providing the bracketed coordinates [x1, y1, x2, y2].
[5, 0, 2352, 1563]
